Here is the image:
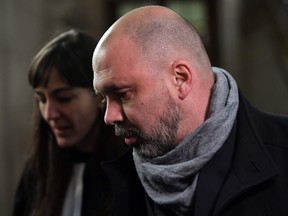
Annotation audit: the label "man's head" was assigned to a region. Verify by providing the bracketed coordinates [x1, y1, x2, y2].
[92, 5, 215, 158]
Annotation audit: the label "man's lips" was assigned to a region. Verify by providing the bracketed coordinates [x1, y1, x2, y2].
[115, 126, 139, 146]
[124, 136, 137, 146]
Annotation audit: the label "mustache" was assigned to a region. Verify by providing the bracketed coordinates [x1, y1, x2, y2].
[114, 124, 140, 137]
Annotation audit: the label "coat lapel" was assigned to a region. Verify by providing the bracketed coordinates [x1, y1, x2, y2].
[101, 150, 148, 216]
[194, 121, 237, 216]
[213, 96, 279, 216]
[194, 95, 279, 216]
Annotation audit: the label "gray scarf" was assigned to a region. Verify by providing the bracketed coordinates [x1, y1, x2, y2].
[133, 67, 239, 215]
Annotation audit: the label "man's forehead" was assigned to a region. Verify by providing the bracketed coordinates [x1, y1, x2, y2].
[93, 69, 115, 92]
[94, 68, 112, 77]
[93, 68, 111, 82]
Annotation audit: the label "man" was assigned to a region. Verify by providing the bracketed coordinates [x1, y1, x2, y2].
[92, 5, 288, 216]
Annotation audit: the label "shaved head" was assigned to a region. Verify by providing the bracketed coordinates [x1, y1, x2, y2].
[92, 6, 215, 157]
[94, 5, 211, 72]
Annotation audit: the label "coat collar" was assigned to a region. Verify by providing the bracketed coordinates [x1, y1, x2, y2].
[194, 94, 279, 216]
[101, 149, 149, 216]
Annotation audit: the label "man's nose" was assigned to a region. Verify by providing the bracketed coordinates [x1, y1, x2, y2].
[104, 99, 124, 125]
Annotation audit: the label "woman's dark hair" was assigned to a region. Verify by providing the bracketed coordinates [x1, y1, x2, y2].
[29, 29, 96, 90]
[20, 29, 121, 216]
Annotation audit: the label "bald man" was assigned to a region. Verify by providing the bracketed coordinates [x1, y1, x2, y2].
[93, 5, 288, 216]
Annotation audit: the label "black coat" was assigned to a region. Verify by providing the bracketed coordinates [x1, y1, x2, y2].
[102, 94, 288, 216]
[13, 154, 113, 216]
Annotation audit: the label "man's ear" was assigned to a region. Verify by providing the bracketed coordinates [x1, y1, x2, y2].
[172, 60, 193, 99]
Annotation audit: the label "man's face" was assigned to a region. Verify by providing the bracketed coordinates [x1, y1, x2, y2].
[93, 38, 182, 158]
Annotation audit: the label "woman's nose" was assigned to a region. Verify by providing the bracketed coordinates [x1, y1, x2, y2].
[42, 101, 60, 121]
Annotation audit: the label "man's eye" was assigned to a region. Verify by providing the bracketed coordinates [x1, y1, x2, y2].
[118, 91, 131, 101]
[98, 94, 107, 103]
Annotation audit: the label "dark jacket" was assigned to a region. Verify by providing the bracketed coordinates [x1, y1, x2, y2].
[13, 153, 113, 216]
[102, 94, 288, 216]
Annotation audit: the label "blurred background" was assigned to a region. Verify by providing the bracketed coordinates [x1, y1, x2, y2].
[1, 0, 288, 215]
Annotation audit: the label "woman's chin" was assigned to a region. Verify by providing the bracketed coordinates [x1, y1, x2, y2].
[56, 138, 76, 148]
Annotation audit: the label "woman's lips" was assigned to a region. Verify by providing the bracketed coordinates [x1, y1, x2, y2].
[53, 126, 71, 136]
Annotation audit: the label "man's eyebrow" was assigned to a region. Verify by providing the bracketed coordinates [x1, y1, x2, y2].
[99, 84, 124, 95]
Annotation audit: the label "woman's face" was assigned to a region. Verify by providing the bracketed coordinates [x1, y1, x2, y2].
[34, 68, 102, 151]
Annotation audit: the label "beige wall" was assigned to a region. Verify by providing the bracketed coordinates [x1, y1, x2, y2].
[0, 0, 42, 215]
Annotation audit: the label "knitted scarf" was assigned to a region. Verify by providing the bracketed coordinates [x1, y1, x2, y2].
[133, 67, 239, 215]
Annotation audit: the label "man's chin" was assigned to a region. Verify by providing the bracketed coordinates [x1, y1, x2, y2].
[134, 144, 159, 159]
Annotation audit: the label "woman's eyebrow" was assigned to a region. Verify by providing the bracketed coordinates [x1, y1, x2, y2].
[52, 87, 74, 94]
[34, 87, 74, 95]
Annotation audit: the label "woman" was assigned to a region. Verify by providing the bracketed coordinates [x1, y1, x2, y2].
[13, 29, 125, 216]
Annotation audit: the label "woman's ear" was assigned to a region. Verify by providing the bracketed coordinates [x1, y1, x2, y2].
[172, 60, 193, 99]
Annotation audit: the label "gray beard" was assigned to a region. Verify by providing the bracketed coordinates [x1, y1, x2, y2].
[115, 95, 182, 159]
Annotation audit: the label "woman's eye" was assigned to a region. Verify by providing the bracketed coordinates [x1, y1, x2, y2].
[57, 96, 74, 103]
[34, 95, 46, 104]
